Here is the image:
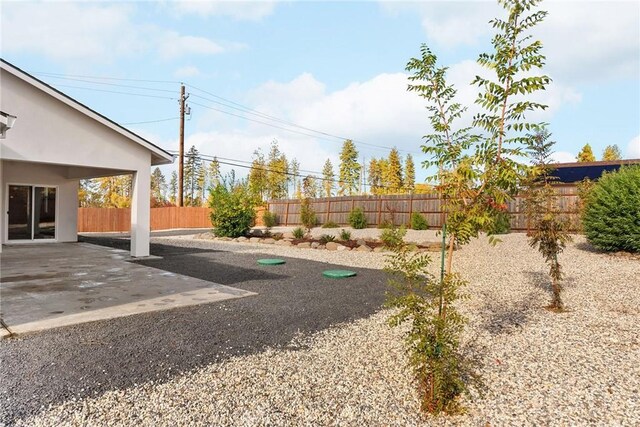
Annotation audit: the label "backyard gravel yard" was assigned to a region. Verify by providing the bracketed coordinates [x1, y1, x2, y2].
[5, 231, 640, 426]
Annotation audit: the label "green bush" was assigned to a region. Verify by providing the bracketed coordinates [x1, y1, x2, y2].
[209, 179, 257, 238]
[262, 210, 278, 228]
[410, 212, 429, 230]
[322, 221, 339, 228]
[485, 211, 511, 235]
[292, 227, 305, 239]
[381, 225, 407, 249]
[583, 166, 640, 252]
[339, 229, 352, 241]
[319, 234, 336, 244]
[348, 207, 368, 229]
[300, 198, 317, 231]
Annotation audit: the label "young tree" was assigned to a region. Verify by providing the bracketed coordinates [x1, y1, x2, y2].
[248, 149, 268, 201]
[266, 140, 289, 199]
[368, 158, 383, 195]
[404, 154, 416, 194]
[208, 157, 221, 189]
[523, 127, 572, 311]
[290, 158, 302, 199]
[150, 167, 167, 206]
[384, 148, 404, 193]
[602, 144, 622, 161]
[183, 145, 204, 206]
[322, 158, 335, 197]
[577, 144, 596, 162]
[338, 139, 361, 196]
[169, 171, 178, 205]
[399, 0, 551, 413]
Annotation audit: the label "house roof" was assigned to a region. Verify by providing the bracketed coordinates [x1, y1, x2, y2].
[550, 159, 640, 183]
[0, 59, 174, 166]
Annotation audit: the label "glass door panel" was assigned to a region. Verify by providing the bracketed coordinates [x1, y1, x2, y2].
[34, 187, 56, 239]
[8, 185, 32, 240]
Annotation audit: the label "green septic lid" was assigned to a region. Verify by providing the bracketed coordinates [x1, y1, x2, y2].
[323, 269, 357, 279]
[257, 258, 286, 266]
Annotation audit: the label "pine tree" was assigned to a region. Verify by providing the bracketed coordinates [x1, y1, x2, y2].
[384, 148, 403, 193]
[266, 140, 289, 199]
[248, 149, 268, 201]
[377, 159, 389, 194]
[208, 157, 221, 189]
[184, 145, 204, 206]
[338, 139, 361, 196]
[302, 175, 318, 198]
[169, 171, 178, 205]
[150, 167, 167, 206]
[290, 158, 302, 198]
[404, 154, 416, 194]
[322, 158, 335, 197]
[602, 144, 622, 161]
[368, 158, 383, 195]
[577, 144, 596, 162]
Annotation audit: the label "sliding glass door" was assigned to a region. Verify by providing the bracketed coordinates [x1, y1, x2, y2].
[7, 185, 56, 241]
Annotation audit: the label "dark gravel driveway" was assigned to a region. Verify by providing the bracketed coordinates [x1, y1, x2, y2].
[0, 237, 389, 425]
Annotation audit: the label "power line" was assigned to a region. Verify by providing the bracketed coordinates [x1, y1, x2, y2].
[34, 74, 176, 94]
[122, 117, 179, 125]
[33, 71, 179, 84]
[51, 83, 177, 100]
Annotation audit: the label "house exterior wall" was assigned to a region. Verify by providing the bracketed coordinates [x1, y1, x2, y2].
[1, 160, 79, 245]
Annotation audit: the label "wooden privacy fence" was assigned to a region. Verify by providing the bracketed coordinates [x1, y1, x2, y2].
[78, 207, 213, 232]
[266, 185, 581, 231]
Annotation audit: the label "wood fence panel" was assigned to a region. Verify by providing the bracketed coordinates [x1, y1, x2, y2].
[78, 207, 213, 232]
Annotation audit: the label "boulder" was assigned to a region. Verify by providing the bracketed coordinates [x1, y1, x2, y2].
[325, 242, 339, 251]
[356, 244, 372, 252]
[283, 232, 295, 239]
[249, 237, 261, 243]
[373, 247, 386, 253]
[274, 240, 292, 246]
[261, 238, 276, 244]
[297, 242, 311, 249]
[336, 245, 349, 251]
[356, 239, 367, 246]
[237, 236, 248, 242]
[311, 242, 320, 249]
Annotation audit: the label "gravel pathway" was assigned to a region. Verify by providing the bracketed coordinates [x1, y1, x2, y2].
[7, 233, 640, 426]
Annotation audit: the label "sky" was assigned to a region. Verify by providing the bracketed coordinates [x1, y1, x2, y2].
[2, 0, 639, 184]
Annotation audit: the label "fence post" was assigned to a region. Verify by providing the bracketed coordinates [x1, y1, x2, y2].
[409, 194, 414, 220]
[327, 199, 331, 223]
[377, 196, 382, 226]
[284, 201, 290, 226]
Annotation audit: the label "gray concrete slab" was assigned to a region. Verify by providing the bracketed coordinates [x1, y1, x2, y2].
[0, 243, 255, 336]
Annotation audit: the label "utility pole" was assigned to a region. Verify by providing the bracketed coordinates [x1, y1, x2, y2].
[178, 84, 188, 207]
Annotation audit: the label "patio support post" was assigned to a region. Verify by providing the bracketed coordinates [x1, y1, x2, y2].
[130, 167, 151, 257]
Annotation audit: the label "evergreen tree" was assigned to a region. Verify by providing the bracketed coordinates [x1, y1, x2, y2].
[404, 154, 416, 193]
[577, 144, 596, 162]
[184, 145, 204, 206]
[368, 158, 383, 195]
[302, 175, 318, 198]
[338, 139, 361, 196]
[208, 157, 221, 189]
[602, 144, 622, 161]
[384, 148, 403, 193]
[266, 140, 289, 199]
[378, 159, 389, 194]
[290, 158, 302, 198]
[169, 171, 178, 205]
[322, 158, 335, 197]
[150, 167, 167, 206]
[248, 149, 268, 201]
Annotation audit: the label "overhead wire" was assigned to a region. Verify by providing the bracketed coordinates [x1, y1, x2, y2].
[122, 117, 180, 125]
[33, 74, 177, 94]
[50, 83, 178, 100]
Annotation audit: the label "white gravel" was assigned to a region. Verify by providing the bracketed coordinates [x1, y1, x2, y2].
[18, 232, 640, 426]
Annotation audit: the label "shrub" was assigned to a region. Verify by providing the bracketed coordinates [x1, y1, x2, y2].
[292, 227, 305, 239]
[381, 225, 407, 249]
[209, 179, 257, 238]
[485, 210, 511, 235]
[378, 219, 393, 229]
[319, 234, 336, 244]
[339, 229, 352, 241]
[410, 212, 429, 230]
[322, 221, 339, 228]
[583, 166, 640, 252]
[262, 210, 278, 228]
[348, 207, 368, 229]
[300, 198, 317, 231]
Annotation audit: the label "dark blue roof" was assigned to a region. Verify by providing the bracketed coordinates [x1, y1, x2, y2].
[550, 163, 626, 183]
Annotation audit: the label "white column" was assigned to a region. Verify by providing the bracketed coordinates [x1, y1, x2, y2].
[130, 167, 150, 257]
[0, 159, 3, 254]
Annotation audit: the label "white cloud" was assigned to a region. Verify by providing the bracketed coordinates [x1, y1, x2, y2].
[550, 151, 576, 164]
[173, 0, 276, 21]
[1, 2, 241, 63]
[627, 135, 640, 158]
[174, 66, 201, 78]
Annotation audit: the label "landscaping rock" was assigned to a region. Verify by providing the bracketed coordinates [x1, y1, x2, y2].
[272, 232, 284, 240]
[282, 232, 295, 239]
[311, 242, 320, 249]
[274, 240, 292, 246]
[356, 245, 372, 252]
[249, 237, 261, 243]
[297, 242, 311, 249]
[261, 238, 276, 244]
[336, 245, 349, 251]
[325, 242, 339, 251]
[356, 239, 367, 246]
[237, 236, 248, 242]
[373, 247, 386, 253]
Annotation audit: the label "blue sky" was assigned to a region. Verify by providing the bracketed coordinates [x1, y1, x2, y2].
[2, 0, 639, 183]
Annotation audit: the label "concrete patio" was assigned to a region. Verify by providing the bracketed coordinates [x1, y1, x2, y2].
[0, 243, 255, 336]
